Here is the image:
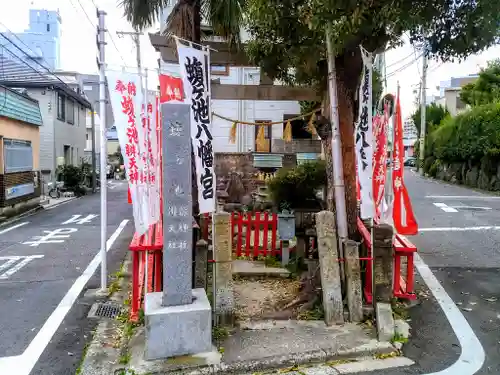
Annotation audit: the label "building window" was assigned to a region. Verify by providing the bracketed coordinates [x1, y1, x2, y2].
[47, 24, 50, 32]
[211, 65, 230, 76]
[66, 99, 75, 124]
[3, 139, 33, 173]
[456, 96, 466, 110]
[57, 93, 65, 121]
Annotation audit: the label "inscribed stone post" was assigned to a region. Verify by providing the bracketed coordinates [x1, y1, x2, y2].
[373, 223, 394, 303]
[213, 212, 234, 327]
[161, 103, 193, 307]
[315, 211, 344, 325]
[344, 239, 363, 322]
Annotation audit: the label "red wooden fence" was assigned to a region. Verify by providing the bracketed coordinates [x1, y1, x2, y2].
[231, 212, 283, 257]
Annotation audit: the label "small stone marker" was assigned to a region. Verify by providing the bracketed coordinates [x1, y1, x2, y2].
[213, 212, 234, 327]
[161, 103, 194, 307]
[315, 211, 344, 325]
[373, 223, 394, 303]
[344, 239, 363, 322]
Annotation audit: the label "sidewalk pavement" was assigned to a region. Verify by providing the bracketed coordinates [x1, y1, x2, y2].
[40, 195, 78, 209]
[78, 258, 414, 375]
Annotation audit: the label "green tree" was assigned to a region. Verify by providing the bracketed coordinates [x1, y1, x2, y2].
[460, 59, 500, 106]
[244, 0, 500, 234]
[411, 103, 449, 136]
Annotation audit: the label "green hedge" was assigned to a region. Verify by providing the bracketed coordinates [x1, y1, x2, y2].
[267, 160, 326, 209]
[427, 102, 500, 163]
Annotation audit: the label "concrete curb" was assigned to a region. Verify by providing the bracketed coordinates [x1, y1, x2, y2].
[128, 340, 397, 375]
[0, 205, 44, 227]
[41, 196, 79, 210]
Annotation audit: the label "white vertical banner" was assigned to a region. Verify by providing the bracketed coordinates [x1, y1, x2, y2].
[355, 48, 375, 219]
[176, 40, 215, 214]
[144, 90, 161, 225]
[106, 71, 150, 234]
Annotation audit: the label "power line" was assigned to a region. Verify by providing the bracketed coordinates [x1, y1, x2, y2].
[75, 0, 96, 28]
[74, 0, 127, 65]
[0, 32, 75, 90]
[384, 52, 423, 80]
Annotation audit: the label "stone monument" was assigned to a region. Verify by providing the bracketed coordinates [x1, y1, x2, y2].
[144, 103, 212, 360]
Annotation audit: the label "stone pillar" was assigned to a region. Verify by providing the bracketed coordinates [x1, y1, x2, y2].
[195, 239, 208, 289]
[162, 103, 193, 307]
[373, 223, 394, 303]
[213, 212, 234, 327]
[315, 211, 344, 325]
[344, 240, 363, 322]
[144, 103, 211, 360]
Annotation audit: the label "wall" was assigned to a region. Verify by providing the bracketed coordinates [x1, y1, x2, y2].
[0, 116, 40, 174]
[161, 63, 301, 153]
[25, 88, 55, 172]
[26, 88, 87, 172]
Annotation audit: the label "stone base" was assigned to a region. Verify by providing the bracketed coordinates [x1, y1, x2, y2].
[144, 288, 212, 360]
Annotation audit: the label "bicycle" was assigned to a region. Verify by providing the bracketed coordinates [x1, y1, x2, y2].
[47, 181, 64, 199]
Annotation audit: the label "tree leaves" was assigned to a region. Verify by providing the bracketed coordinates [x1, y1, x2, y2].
[460, 59, 500, 106]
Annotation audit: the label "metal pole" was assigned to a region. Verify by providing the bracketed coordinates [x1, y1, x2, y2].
[97, 9, 108, 291]
[418, 46, 428, 175]
[91, 105, 97, 193]
[325, 25, 348, 240]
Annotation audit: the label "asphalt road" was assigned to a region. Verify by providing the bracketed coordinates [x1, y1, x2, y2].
[358, 169, 500, 375]
[0, 180, 133, 375]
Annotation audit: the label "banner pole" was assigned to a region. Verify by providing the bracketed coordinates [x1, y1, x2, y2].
[97, 9, 108, 291]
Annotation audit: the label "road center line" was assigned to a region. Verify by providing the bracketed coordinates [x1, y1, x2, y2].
[433, 202, 458, 213]
[0, 222, 29, 235]
[0, 219, 129, 375]
[420, 226, 500, 232]
[426, 195, 500, 199]
[415, 253, 485, 374]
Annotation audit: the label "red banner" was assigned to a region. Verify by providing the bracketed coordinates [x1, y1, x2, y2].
[392, 96, 418, 235]
[159, 74, 184, 103]
[372, 104, 390, 217]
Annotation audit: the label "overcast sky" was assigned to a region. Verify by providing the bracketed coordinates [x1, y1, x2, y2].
[3, 0, 500, 118]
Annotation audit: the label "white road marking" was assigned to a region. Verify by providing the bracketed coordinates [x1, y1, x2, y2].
[414, 253, 485, 374]
[451, 205, 492, 211]
[433, 202, 458, 212]
[0, 222, 29, 235]
[426, 195, 500, 199]
[22, 228, 78, 247]
[0, 219, 129, 375]
[62, 214, 98, 225]
[420, 226, 500, 232]
[0, 255, 44, 279]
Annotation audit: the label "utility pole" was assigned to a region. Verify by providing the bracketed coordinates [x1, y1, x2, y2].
[97, 9, 108, 291]
[418, 45, 428, 175]
[91, 105, 97, 193]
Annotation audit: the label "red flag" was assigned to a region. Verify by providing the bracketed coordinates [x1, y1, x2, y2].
[159, 74, 184, 103]
[372, 105, 390, 218]
[392, 95, 418, 234]
[128, 187, 132, 204]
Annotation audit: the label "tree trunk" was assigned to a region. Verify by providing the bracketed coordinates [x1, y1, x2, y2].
[320, 51, 362, 238]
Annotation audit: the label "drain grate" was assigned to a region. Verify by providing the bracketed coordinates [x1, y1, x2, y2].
[88, 302, 124, 320]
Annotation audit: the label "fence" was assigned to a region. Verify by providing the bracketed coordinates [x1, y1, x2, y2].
[201, 211, 284, 257]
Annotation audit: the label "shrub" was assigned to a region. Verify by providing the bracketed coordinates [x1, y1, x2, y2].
[429, 102, 500, 163]
[267, 160, 326, 209]
[58, 165, 83, 190]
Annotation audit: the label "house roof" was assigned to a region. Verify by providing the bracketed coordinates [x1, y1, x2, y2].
[0, 56, 91, 108]
[0, 84, 43, 126]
